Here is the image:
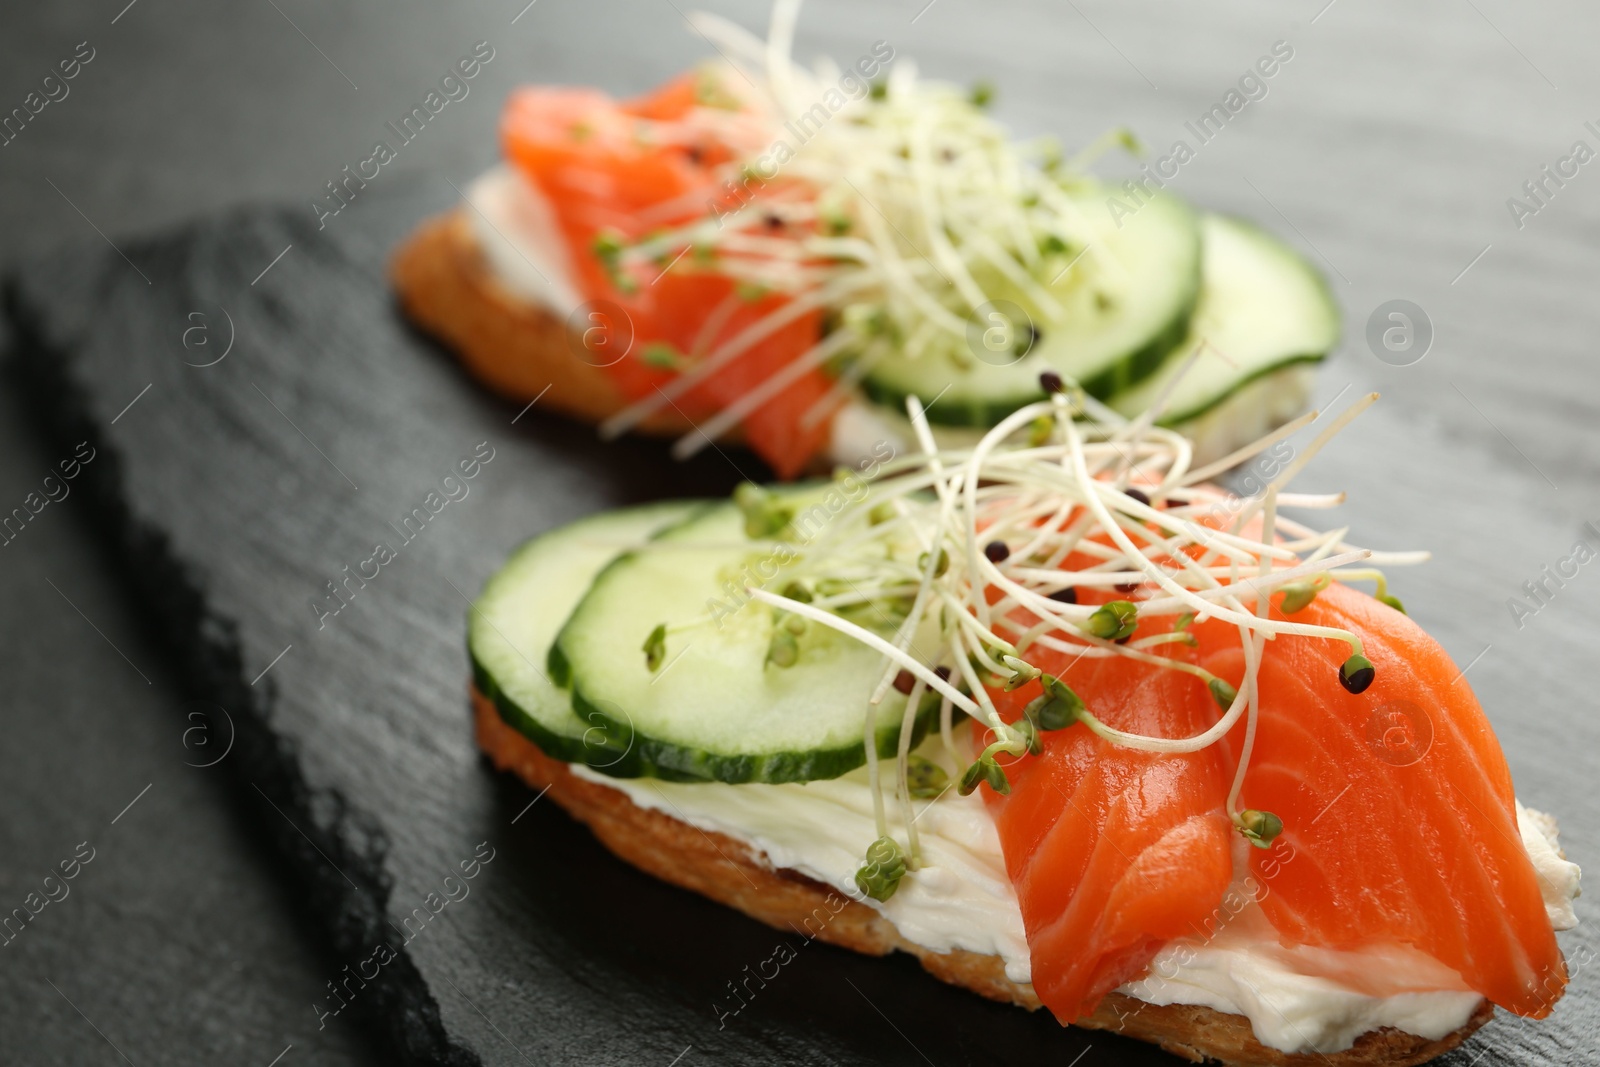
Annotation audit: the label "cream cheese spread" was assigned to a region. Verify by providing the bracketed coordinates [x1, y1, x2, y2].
[571, 747, 1580, 1055]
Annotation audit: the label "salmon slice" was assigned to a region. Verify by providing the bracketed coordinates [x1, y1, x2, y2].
[983, 618, 1236, 1021]
[500, 80, 833, 477]
[1191, 581, 1568, 1018]
[982, 564, 1566, 1026]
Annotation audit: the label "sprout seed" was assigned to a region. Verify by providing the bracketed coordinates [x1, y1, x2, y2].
[1339, 654, 1376, 694]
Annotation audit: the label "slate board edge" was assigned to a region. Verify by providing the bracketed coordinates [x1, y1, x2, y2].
[3, 263, 483, 1067]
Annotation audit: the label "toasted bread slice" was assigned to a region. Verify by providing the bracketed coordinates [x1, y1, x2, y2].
[392, 211, 703, 438]
[472, 687, 1491, 1066]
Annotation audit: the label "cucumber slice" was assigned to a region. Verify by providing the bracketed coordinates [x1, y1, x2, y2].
[1110, 214, 1339, 427]
[552, 500, 942, 783]
[860, 182, 1202, 427]
[470, 501, 706, 777]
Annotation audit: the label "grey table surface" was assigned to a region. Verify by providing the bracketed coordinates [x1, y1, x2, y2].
[3, 0, 1599, 1064]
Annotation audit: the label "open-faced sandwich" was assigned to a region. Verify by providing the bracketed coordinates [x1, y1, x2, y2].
[394, 1, 1336, 478]
[468, 380, 1580, 1065]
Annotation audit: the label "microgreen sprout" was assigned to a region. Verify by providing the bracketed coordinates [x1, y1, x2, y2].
[1278, 573, 1331, 614]
[728, 378, 1414, 901]
[640, 342, 685, 370]
[1000, 655, 1041, 691]
[1235, 808, 1284, 850]
[767, 626, 799, 668]
[642, 623, 667, 673]
[957, 752, 1012, 796]
[1012, 716, 1044, 756]
[734, 482, 794, 539]
[1339, 653, 1376, 694]
[595, 7, 1158, 454]
[1084, 600, 1139, 641]
[1372, 572, 1406, 614]
[1024, 672, 1086, 731]
[855, 835, 908, 902]
[905, 755, 950, 798]
[1207, 677, 1239, 712]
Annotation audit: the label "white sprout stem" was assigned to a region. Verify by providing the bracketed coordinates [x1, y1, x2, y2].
[896, 676, 928, 865]
[1207, 392, 1379, 565]
[1226, 487, 1278, 817]
[1061, 412, 1361, 651]
[1181, 409, 1321, 487]
[599, 278, 868, 439]
[950, 623, 1006, 732]
[960, 399, 1062, 627]
[747, 588, 980, 714]
[1225, 628, 1266, 816]
[863, 688, 888, 840]
[868, 499, 944, 705]
[938, 692, 959, 768]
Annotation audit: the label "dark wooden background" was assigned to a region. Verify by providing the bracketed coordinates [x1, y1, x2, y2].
[1, 1, 1596, 1064]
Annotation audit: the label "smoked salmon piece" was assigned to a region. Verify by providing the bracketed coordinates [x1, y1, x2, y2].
[983, 575, 1565, 1024]
[1192, 581, 1568, 1018]
[500, 79, 833, 477]
[983, 625, 1236, 1021]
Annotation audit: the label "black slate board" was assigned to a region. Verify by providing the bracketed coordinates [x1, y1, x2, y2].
[6, 177, 1596, 1066]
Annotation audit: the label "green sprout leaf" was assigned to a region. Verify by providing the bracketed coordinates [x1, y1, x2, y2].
[1000, 655, 1041, 692]
[1026, 414, 1054, 447]
[1236, 809, 1284, 850]
[1085, 600, 1139, 641]
[957, 758, 986, 796]
[1174, 612, 1195, 631]
[733, 482, 794, 539]
[591, 229, 625, 261]
[1377, 593, 1407, 614]
[639, 342, 684, 370]
[958, 754, 1010, 796]
[905, 755, 950, 799]
[766, 627, 799, 669]
[1279, 574, 1331, 614]
[642, 624, 667, 673]
[854, 836, 908, 902]
[1023, 672, 1086, 731]
[1207, 677, 1238, 711]
[1339, 653, 1376, 694]
[983, 758, 1011, 795]
[1011, 717, 1043, 757]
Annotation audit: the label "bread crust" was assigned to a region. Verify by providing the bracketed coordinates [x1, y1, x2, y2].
[391, 211, 702, 437]
[472, 687, 1491, 1066]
